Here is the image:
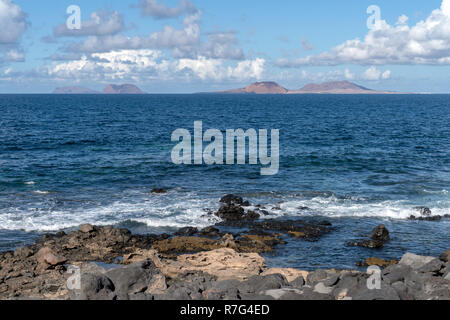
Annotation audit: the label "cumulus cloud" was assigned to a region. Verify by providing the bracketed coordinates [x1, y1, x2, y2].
[138, 0, 197, 19]
[2, 48, 24, 62]
[46, 49, 265, 82]
[64, 11, 201, 53]
[300, 67, 390, 82]
[53, 10, 125, 37]
[362, 66, 391, 81]
[0, 0, 28, 44]
[276, 0, 450, 66]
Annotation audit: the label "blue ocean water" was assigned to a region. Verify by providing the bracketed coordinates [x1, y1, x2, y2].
[0, 94, 449, 270]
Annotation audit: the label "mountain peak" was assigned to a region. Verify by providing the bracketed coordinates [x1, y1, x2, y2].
[103, 84, 146, 94]
[220, 81, 288, 94]
[297, 80, 372, 93]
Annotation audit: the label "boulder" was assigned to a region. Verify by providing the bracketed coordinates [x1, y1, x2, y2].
[382, 264, 413, 284]
[79, 224, 95, 233]
[399, 253, 436, 270]
[215, 204, 245, 221]
[220, 194, 244, 205]
[370, 225, 390, 242]
[35, 247, 67, 266]
[70, 273, 116, 300]
[417, 259, 444, 274]
[439, 250, 450, 262]
[105, 260, 162, 300]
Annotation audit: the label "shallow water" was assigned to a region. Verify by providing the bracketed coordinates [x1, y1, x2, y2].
[0, 94, 449, 269]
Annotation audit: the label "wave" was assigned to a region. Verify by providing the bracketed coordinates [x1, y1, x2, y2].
[0, 190, 448, 232]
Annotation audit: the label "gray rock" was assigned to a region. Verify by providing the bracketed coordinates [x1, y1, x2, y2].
[71, 273, 116, 300]
[237, 274, 288, 294]
[323, 274, 340, 287]
[418, 259, 444, 274]
[306, 270, 328, 286]
[414, 277, 450, 300]
[391, 281, 413, 300]
[382, 264, 413, 284]
[351, 283, 400, 300]
[399, 253, 435, 270]
[105, 260, 161, 300]
[314, 282, 334, 295]
[289, 276, 305, 288]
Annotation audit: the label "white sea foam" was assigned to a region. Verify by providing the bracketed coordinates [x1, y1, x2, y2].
[0, 191, 448, 232]
[24, 181, 36, 185]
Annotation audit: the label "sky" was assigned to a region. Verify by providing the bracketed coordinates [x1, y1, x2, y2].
[1, 0, 450, 93]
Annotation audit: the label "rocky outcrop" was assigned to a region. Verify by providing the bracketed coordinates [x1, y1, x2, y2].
[348, 225, 390, 249]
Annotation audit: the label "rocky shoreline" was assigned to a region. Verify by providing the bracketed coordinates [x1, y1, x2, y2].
[0, 194, 449, 300]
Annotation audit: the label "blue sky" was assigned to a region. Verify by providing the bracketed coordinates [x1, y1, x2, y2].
[1, 0, 450, 93]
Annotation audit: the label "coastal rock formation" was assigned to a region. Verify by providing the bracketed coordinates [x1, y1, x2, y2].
[0, 223, 449, 300]
[348, 225, 390, 249]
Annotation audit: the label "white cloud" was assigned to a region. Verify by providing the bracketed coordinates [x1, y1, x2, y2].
[65, 11, 201, 53]
[300, 67, 391, 82]
[177, 56, 265, 81]
[0, 0, 28, 44]
[139, 0, 197, 19]
[362, 66, 391, 80]
[47, 49, 265, 82]
[53, 10, 125, 37]
[2, 48, 24, 62]
[276, 0, 450, 66]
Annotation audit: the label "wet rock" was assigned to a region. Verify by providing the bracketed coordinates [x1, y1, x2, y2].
[215, 204, 245, 221]
[220, 194, 244, 206]
[409, 215, 442, 222]
[198, 226, 220, 238]
[348, 225, 390, 249]
[245, 210, 260, 220]
[152, 234, 275, 255]
[399, 253, 436, 270]
[439, 250, 450, 262]
[370, 225, 390, 242]
[413, 206, 432, 216]
[357, 257, 398, 268]
[348, 239, 385, 249]
[174, 227, 198, 237]
[150, 188, 167, 194]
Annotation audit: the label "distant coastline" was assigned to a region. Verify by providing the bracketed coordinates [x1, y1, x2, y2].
[51, 81, 410, 95]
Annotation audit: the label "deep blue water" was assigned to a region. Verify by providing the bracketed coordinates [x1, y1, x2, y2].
[0, 94, 449, 270]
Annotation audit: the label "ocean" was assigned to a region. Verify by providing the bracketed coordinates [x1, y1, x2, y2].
[0, 94, 449, 270]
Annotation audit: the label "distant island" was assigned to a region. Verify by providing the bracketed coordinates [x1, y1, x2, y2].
[216, 81, 403, 95]
[53, 81, 404, 95]
[52, 84, 146, 94]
